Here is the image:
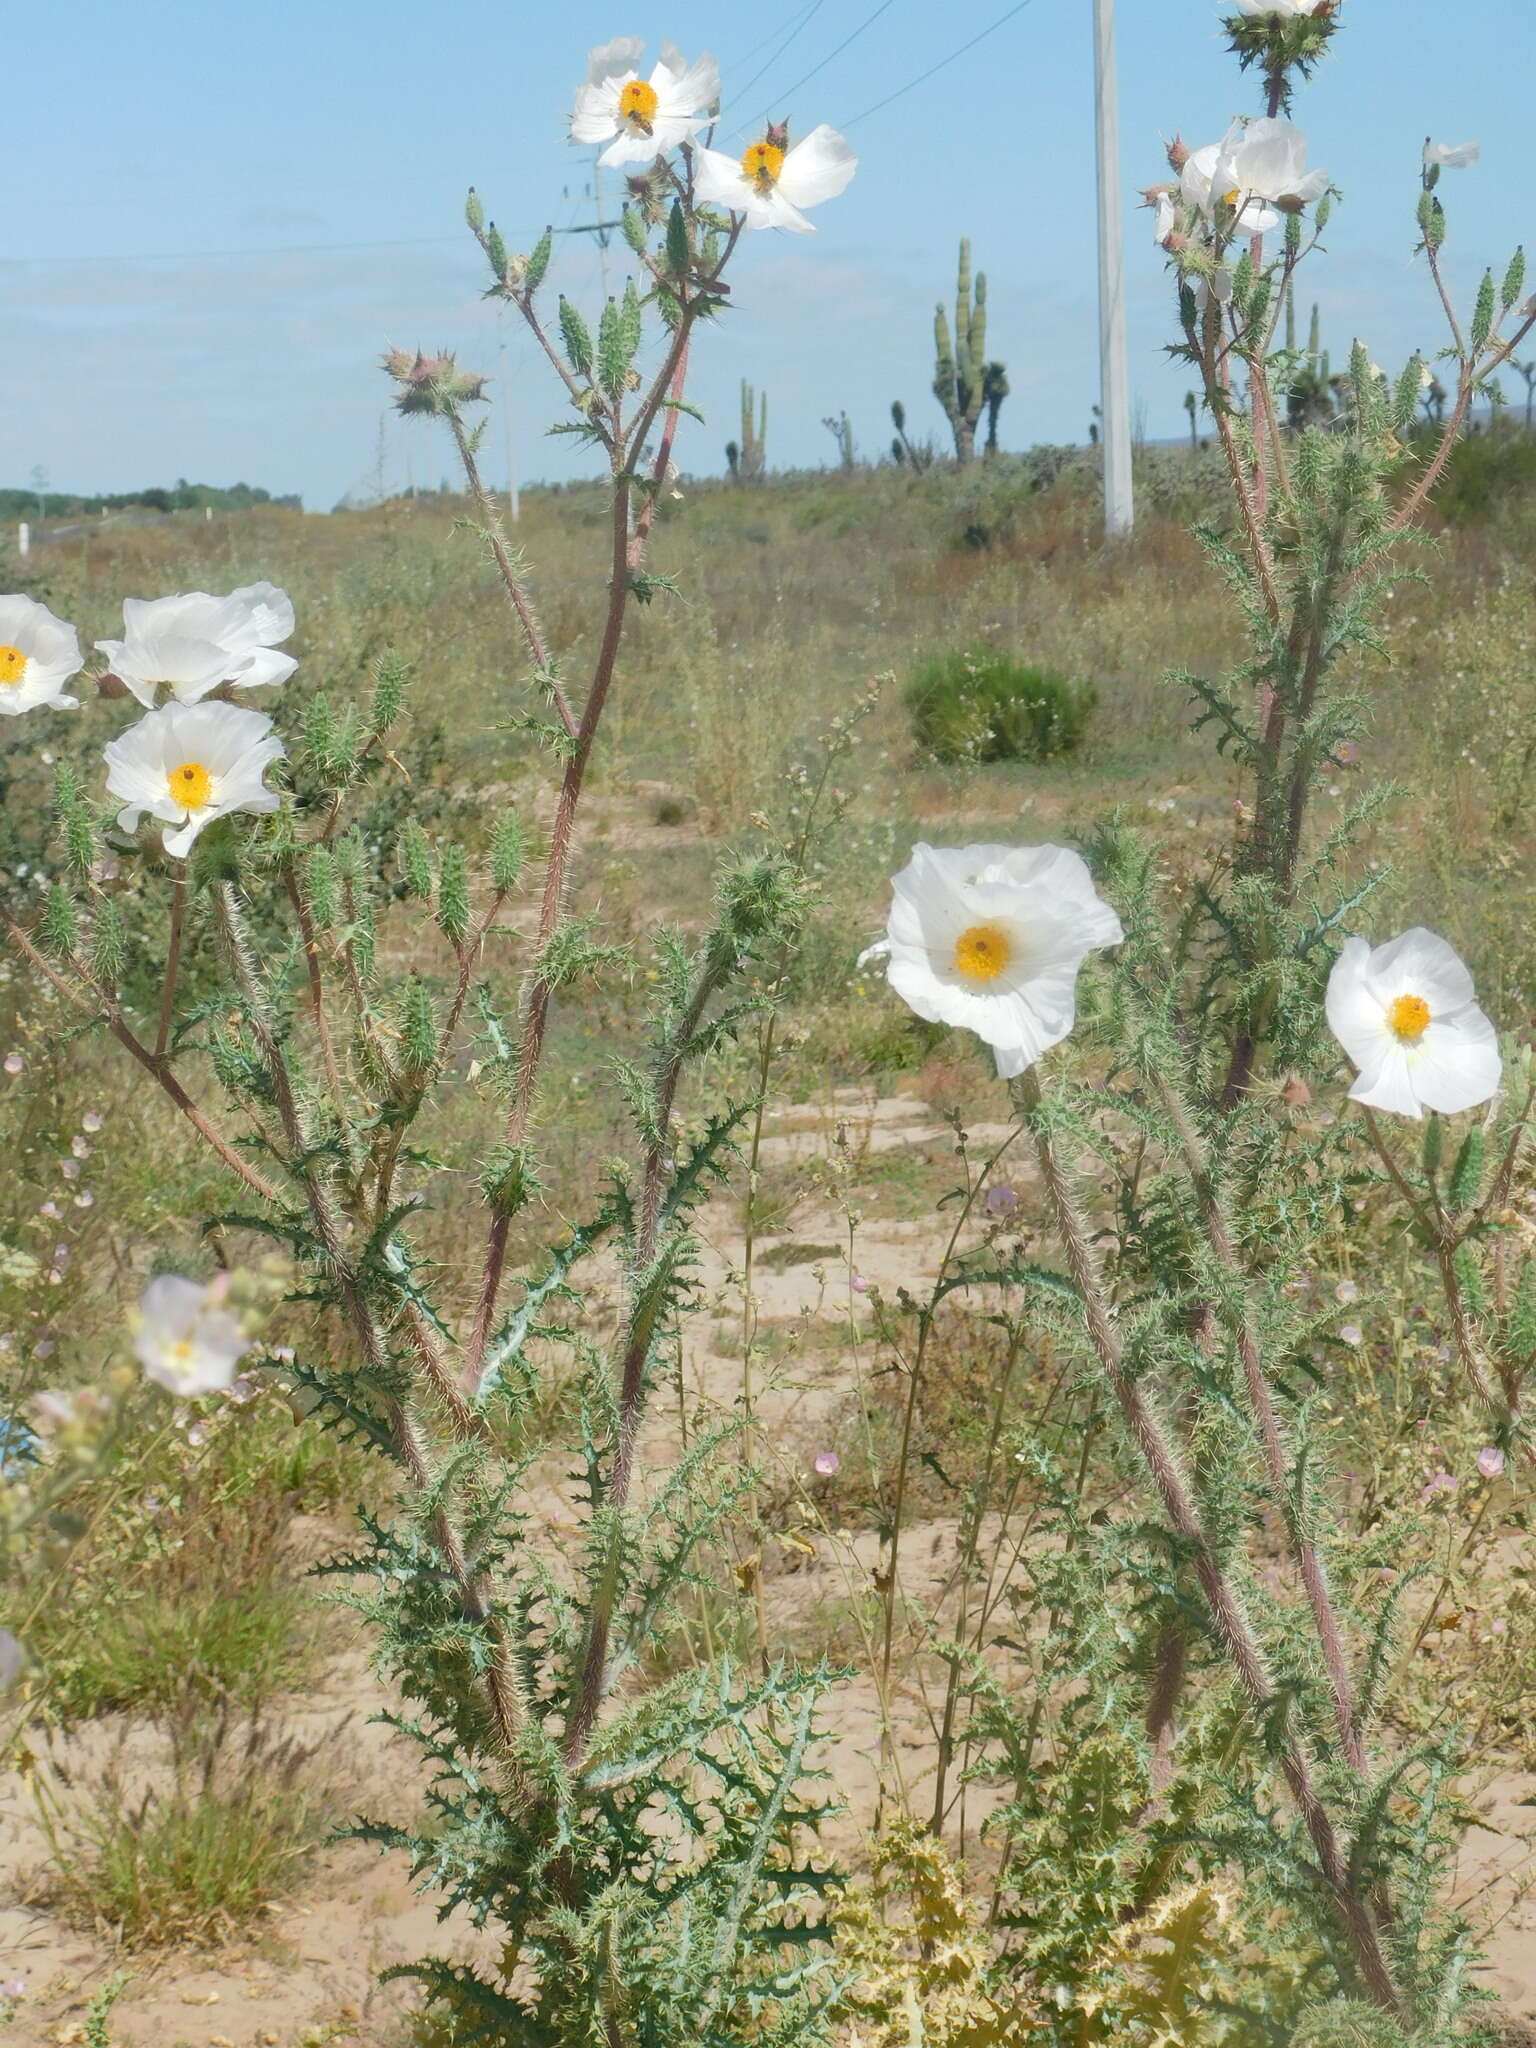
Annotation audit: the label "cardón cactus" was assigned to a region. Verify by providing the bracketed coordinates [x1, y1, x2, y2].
[933, 238, 996, 463]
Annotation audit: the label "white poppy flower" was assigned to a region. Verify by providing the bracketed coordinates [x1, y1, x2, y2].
[0, 595, 82, 716]
[1231, 0, 1321, 16]
[104, 700, 285, 859]
[1424, 140, 1480, 170]
[867, 843, 1124, 1079]
[693, 125, 857, 233]
[1183, 117, 1327, 235]
[570, 37, 719, 168]
[133, 1274, 249, 1397]
[96, 582, 297, 708]
[1326, 927, 1501, 1120]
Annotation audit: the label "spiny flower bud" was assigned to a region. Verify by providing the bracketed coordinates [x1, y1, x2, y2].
[465, 186, 485, 235]
[383, 348, 489, 417]
[1166, 135, 1191, 174]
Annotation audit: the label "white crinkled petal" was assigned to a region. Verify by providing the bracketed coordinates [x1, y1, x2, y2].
[693, 146, 754, 213]
[585, 35, 644, 83]
[778, 126, 858, 210]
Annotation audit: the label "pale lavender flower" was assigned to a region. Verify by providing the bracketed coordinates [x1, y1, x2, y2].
[814, 1451, 841, 1477]
[1339, 1323, 1363, 1347]
[3, 1053, 22, 1077]
[985, 1184, 1019, 1217]
[1334, 1278, 1360, 1304]
[81, 1111, 104, 1133]
[1476, 1446, 1506, 1480]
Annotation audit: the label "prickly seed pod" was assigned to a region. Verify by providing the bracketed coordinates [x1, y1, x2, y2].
[1449, 1128, 1486, 1210]
[398, 820, 433, 900]
[558, 298, 594, 380]
[1422, 1111, 1445, 1176]
[41, 886, 77, 960]
[398, 976, 439, 1078]
[370, 654, 408, 735]
[305, 845, 338, 929]
[436, 843, 471, 945]
[523, 228, 552, 294]
[1502, 247, 1527, 312]
[1470, 269, 1496, 352]
[465, 186, 485, 235]
[91, 898, 127, 987]
[491, 813, 523, 893]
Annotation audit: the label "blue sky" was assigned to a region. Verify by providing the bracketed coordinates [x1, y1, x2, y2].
[7, 0, 1526, 508]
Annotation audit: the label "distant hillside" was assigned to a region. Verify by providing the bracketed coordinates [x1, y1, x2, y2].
[0, 479, 301, 519]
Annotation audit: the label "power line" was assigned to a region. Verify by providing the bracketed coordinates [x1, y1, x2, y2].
[0, 221, 606, 270]
[761, 0, 901, 120]
[722, 0, 829, 118]
[839, 0, 1037, 127]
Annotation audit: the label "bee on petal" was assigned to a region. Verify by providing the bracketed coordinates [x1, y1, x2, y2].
[570, 38, 719, 169]
[694, 123, 857, 234]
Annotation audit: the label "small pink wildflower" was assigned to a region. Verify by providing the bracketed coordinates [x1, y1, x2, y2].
[851, 1275, 869, 1294]
[81, 1112, 104, 1133]
[813, 1451, 841, 1477]
[1334, 1279, 1359, 1305]
[1339, 1323, 1363, 1347]
[3, 1054, 22, 1077]
[1476, 1446, 1506, 1480]
[1421, 1471, 1457, 1503]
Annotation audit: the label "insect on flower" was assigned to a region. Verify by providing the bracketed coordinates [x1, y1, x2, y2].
[570, 38, 719, 168]
[694, 122, 858, 233]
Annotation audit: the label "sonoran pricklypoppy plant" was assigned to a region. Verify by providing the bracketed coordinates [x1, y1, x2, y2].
[103, 699, 286, 857]
[569, 36, 719, 167]
[694, 124, 858, 233]
[865, 842, 1123, 1077]
[96, 582, 298, 707]
[1326, 927, 1502, 1118]
[0, 595, 82, 716]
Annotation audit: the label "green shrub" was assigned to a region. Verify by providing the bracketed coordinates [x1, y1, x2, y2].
[905, 648, 1096, 763]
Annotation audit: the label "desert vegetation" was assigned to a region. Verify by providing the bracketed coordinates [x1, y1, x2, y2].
[5, 10, 1536, 2048]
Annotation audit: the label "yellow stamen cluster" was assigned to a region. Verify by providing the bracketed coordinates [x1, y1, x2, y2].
[741, 140, 785, 191]
[1387, 993, 1431, 1043]
[619, 78, 659, 126]
[953, 923, 1011, 984]
[169, 761, 213, 810]
[0, 645, 27, 686]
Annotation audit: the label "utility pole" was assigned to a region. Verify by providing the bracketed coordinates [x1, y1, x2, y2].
[1092, 0, 1135, 537]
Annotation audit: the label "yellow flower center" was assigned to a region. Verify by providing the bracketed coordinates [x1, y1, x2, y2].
[1387, 993, 1431, 1043]
[170, 1340, 195, 1363]
[619, 78, 659, 126]
[1222, 187, 1243, 208]
[169, 761, 213, 810]
[0, 645, 28, 687]
[953, 923, 1012, 984]
[741, 140, 785, 192]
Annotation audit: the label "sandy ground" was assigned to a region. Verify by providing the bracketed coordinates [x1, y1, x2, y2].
[4, 1089, 1535, 2043]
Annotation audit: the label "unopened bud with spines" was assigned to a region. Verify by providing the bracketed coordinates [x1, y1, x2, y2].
[558, 297, 593, 379]
[305, 845, 338, 930]
[1502, 247, 1527, 312]
[1471, 268, 1496, 353]
[465, 187, 485, 236]
[369, 654, 407, 735]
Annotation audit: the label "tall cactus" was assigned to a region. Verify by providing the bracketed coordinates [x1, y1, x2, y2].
[822, 410, 855, 471]
[933, 238, 989, 463]
[1284, 299, 1334, 429]
[981, 361, 1009, 455]
[726, 379, 767, 482]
